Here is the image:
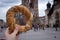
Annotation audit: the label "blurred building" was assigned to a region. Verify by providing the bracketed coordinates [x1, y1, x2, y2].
[45, 0, 60, 27]
[45, 2, 51, 27]
[22, 0, 39, 25]
[39, 16, 45, 25]
[0, 19, 7, 28]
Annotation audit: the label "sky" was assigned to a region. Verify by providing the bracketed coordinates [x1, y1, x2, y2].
[38, 0, 53, 17]
[0, 0, 53, 22]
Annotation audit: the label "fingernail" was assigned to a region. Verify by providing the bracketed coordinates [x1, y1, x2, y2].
[16, 27, 18, 30]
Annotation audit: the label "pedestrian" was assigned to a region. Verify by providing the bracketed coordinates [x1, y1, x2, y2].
[0, 26, 1, 32]
[54, 23, 58, 31]
[34, 24, 38, 31]
[42, 24, 45, 30]
[1, 26, 3, 31]
[0, 26, 3, 32]
[47, 24, 49, 28]
[37, 23, 40, 30]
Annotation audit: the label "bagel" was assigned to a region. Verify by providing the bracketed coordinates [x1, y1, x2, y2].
[6, 5, 33, 34]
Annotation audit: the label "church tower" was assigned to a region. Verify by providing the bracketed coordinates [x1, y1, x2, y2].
[22, 0, 39, 18]
[45, 2, 51, 26]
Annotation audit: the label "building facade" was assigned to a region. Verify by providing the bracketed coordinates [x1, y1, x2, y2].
[45, 0, 60, 27]
[45, 2, 51, 27]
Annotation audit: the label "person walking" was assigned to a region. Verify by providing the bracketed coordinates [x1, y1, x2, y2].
[42, 24, 45, 30]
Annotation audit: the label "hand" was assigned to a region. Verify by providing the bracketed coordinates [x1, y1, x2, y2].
[5, 27, 19, 40]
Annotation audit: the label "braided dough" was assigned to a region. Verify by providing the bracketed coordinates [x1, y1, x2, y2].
[6, 5, 33, 34]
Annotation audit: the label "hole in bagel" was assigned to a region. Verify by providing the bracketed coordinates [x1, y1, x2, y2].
[14, 12, 27, 26]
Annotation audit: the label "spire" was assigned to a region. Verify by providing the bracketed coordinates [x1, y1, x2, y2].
[47, 1, 51, 9]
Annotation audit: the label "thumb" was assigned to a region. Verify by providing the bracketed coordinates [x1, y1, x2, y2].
[11, 27, 18, 36]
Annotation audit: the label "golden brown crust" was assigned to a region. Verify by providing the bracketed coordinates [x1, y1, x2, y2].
[6, 5, 33, 34]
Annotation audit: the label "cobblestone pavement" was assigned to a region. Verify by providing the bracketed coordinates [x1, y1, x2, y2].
[0, 28, 60, 40]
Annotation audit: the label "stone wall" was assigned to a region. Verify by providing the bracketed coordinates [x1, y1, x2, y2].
[45, 0, 60, 27]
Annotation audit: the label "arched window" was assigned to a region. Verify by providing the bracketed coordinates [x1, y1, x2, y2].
[29, 0, 34, 8]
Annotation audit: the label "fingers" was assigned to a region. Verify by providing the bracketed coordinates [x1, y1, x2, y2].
[5, 27, 9, 36]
